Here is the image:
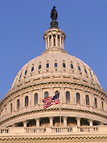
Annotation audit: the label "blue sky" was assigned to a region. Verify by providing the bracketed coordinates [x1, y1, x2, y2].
[0, 0, 107, 101]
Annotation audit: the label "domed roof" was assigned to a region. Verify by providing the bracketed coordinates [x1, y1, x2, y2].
[12, 46, 100, 89]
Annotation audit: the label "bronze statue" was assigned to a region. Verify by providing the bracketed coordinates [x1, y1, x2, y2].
[50, 6, 58, 20]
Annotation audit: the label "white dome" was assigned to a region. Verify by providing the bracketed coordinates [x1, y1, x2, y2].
[12, 47, 100, 89]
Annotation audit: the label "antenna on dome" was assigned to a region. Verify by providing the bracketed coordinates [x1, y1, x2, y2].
[50, 6, 58, 28]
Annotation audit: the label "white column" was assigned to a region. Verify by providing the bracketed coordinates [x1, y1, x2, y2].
[50, 87, 54, 97]
[56, 34, 58, 47]
[60, 87, 64, 103]
[104, 100, 106, 111]
[29, 91, 32, 106]
[23, 121, 28, 127]
[39, 88, 42, 104]
[81, 90, 85, 105]
[51, 34, 53, 47]
[50, 117, 53, 127]
[60, 36, 61, 47]
[48, 36, 49, 48]
[46, 38, 47, 49]
[62, 37, 64, 49]
[90, 94, 93, 108]
[98, 97, 101, 109]
[63, 116, 67, 127]
[36, 118, 40, 127]
[72, 88, 76, 104]
[23, 94, 25, 108]
[89, 120, 93, 126]
[77, 117, 80, 127]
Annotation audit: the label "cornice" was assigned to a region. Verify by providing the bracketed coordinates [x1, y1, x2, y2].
[0, 107, 107, 126]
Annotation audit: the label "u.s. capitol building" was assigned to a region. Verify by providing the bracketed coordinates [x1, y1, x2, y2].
[0, 7, 107, 143]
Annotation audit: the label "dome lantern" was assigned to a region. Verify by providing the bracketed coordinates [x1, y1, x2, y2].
[43, 6, 66, 51]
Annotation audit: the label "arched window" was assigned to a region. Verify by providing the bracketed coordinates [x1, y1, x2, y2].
[10, 103, 12, 112]
[71, 64, 73, 69]
[31, 67, 34, 72]
[44, 92, 49, 98]
[17, 99, 20, 109]
[94, 98, 97, 108]
[38, 64, 41, 69]
[54, 62, 58, 67]
[101, 101, 104, 110]
[25, 70, 27, 75]
[86, 95, 90, 105]
[46, 63, 49, 68]
[25, 96, 29, 107]
[34, 93, 38, 105]
[66, 91, 70, 103]
[76, 93, 80, 104]
[84, 68, 87, 74]
[62, 63, 66, 68]
[78, 66, 81, 71]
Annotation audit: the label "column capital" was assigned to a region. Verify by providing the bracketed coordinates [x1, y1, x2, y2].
[49, 116, 53, 119]
[76, 117, 81, 120]
[23, 120, 29, 123]
[63, 116, 67, 119]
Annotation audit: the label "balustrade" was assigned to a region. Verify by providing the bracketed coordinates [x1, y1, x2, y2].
[78, 126, 99, 132]
[0, 126, 102, 135]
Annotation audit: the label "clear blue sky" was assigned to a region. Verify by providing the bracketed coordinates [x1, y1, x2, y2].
[0, 0, 107, 101]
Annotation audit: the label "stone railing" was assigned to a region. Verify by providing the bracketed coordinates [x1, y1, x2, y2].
[25, 127, 46, 133]
[52, 127, 72, 132]
[0, 125, 107, 135]
[0, 128, 9, 134]
[78, 126, 99, 132]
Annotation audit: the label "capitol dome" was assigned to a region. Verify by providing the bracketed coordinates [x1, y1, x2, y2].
[0, 7, 107, 143]
[12, 40, 100, 89]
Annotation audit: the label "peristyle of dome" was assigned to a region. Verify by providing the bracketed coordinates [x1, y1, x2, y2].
[0, 7, 107, 143]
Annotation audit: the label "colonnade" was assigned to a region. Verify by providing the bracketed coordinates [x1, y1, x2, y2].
[21, 116, 100, 128]
[45, 34, 64, 49]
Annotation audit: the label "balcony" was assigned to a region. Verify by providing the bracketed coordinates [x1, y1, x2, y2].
[0, 125, 107, 136]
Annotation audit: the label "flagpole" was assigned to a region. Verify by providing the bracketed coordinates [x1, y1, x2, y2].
[60, 97, 61, 127]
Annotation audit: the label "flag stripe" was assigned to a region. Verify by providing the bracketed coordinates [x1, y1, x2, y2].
[42, 93, 60, 109]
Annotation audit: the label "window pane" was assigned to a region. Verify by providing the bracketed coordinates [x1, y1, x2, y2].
[63, 63, 66, 68]
[31, 67, 34, 72]
[71, 64, 73, 69]
[20, 73, 22, 78]
[76, 93, 80, 104]
[54, 63, 57, 67]
[17, 99, 20, 109]
[94, 98, 97, 108]
[66, 91, 70, 103]
[34, 93, 38, 105]
[86, 95, 89, 105]
[10, 103, 12, 112]
[25, 96, 29, 107]
[78, 66, 81, 71]
[38, 65, 41, 69]
[25, 70, 27, 75]
[44, 92, 49, 98]
[46, 63, 49, 68]
[102, 101, 104, 110]
[84, 68, 87, 74]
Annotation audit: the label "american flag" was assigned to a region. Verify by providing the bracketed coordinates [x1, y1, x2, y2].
[42, 93, 60, 109]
